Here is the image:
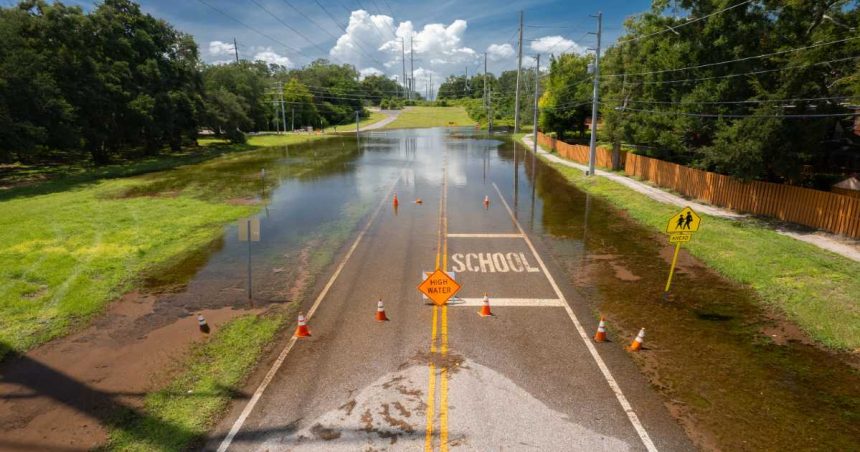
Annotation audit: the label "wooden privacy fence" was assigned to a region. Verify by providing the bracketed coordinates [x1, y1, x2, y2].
[537, 132, 860, 238]
[537, 133, 624, 169]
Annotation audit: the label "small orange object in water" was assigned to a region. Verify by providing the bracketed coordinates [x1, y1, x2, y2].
[483, 195, 490, 209]
[393, 193, 399, 207]
[415, 198, 423, 204]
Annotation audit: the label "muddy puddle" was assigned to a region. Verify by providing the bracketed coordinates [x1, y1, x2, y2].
[0, 135, 405, 450]
[497, 139, 860, 450]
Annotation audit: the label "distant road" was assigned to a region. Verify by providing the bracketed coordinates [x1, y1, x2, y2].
[359, 109, 402, 131]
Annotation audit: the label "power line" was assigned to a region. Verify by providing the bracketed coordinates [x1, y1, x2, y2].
[617, 106, 857, 119]
[634, 55, 860, 85]
[603, 36, 860, 78]
[603, 95, 858, 106]
[616, 0, 754, 46]
[248, 0, 329, 58]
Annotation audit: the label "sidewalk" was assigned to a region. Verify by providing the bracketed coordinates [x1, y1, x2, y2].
[522, 135, 860, 263]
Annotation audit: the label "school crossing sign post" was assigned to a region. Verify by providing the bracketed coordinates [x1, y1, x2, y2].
[663, 206, 701, 296]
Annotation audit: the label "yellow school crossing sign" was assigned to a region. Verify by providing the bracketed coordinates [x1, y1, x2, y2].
[664, 207, 702, 295]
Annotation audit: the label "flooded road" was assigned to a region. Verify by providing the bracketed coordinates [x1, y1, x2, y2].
[1, 128, 857, 451]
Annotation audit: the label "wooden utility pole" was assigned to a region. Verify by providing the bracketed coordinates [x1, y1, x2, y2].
[587, 12, 602, 176]
[532, 54, 540, 153]
[514, 11, 524, 133]
[233, 37, 239, 63]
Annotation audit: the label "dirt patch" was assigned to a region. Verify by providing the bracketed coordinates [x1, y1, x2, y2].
[339, 399, 357, 416]
[608, 261, 641, 281]
[310, 423, 341, 441]
[409, 350, 465, 373]
[226, 197, 260, 206]
[0, 291, 260, 451]
[379, 403, 414, 433]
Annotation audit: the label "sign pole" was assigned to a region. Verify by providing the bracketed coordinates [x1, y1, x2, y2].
[664, 242, 681, 294]
[247, 219, 252, 302]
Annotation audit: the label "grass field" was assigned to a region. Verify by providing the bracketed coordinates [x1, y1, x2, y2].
[521, 135, 860, 350]
[382, 106, 475, 129]
[0, 134, 341, 361]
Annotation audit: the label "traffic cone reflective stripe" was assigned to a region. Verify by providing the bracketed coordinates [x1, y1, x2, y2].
[375, 299, 389, 322]
[594, 317, 606, 342]
[295, 313, 311, 337]
[198, 314, 210, 334]
[629, 328, 645, 351]
[478, 293, 493, 317]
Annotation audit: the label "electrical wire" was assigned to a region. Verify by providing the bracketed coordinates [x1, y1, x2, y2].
[616, 0, 755, 46]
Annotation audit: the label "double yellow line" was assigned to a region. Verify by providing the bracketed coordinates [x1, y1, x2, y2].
[425, 151, 450, 451]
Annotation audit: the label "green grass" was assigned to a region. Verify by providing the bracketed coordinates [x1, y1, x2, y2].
[520, 134, 860, 350]
[105, 314, 283, 451]
[0, 133, 343, 361]
[382, 106, 475, 129]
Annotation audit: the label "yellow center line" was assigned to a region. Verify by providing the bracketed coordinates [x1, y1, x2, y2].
[424, 305, 438, 451]
[440, 304, 449, 451]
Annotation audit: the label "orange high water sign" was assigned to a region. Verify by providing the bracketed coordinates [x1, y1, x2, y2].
[418, 269, 461, 306]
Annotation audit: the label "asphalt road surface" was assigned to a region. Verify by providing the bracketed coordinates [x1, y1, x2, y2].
[207, 128, 694, 451]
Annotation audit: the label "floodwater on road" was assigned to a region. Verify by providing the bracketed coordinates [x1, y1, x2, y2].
[1, 128, 857, 451]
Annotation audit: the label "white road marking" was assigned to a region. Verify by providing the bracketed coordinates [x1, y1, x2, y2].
[446, 233, 524, 238]
[450, 252, 540, 273]
[451, 298, 565, 307]
[492, 182, 659, 452]
[216, 173, 403, 452]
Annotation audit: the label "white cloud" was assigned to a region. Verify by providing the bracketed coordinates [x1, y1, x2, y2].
[208, 40, 236, 56]
[530, 36, 586, 55]
[329, 10, 479, 95]
[487, 43, 515, 61]
[359, 67, 384, 79]
[253, 49, 292, 68]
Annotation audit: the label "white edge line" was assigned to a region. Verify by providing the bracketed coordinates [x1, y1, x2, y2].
[454, 298, 564, 307]
[446, 233, 524, 238]
[491, 182, 659, 452]
[216, 173, 402, 452]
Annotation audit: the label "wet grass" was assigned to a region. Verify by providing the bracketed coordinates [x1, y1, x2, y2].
[382, 106, 474, 129]
[524, 136, 860, 351]
[106, 313, 283, 451]
[0, 134, 351, 361]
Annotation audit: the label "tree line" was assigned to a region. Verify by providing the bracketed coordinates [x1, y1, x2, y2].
[436, 68, 538, 127]
[0, 0, 405, 164]
[541, 0, 859, 185]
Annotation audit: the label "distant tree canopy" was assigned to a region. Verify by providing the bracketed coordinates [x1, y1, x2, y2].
[0, 1, 398, 163]
[587, 0, 860, 183]
[437, 68, 539, 125]
[0, 0, 204, 163]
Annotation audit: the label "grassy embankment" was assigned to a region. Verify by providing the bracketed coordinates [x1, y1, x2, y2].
[0, 133, 339, 361]
[519, 135, 860, 350]
[382, 106, 475, 129]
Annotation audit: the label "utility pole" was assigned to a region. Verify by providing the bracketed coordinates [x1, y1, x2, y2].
[587, 11, 602, 176]
[279, 84, 287, 135]
[483, 52, 488, 122]
[409, 37, 414, 101]
[355, 110, 360, 136]
[514, 10, 524, 133]
[233, 37, 239, 63]
[429, 74, 432, 100]
[401, 38, 407, 99]
[291, 107, 295, 132]
[532, 54, 540, 154]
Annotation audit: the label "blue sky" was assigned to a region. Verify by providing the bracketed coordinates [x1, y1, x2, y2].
[66, 0, 656, 90]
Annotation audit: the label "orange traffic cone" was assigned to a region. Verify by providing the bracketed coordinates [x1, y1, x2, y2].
[628, 328, 645, 351]
[478, 293, 493, 317]
[415, 198, 423, 204]
[483, 195, 490, 209]
[594, 317, 607, 342]
[197, 314, 210, 334]
[294, 312, 311, 337]
[375, 299, 389, 322]
[393, 193, 399, 207]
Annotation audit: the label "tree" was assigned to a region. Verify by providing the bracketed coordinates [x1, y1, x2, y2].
[539, 53, 592, 139]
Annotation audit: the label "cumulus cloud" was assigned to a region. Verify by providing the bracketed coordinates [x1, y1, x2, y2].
[329, 10, 479, 94]
[359, 67, 384, 79]
[530, 36, 585, 55]
[487, 43, 515, 61]
[253, 49, 292, 68]
[209, 40, 236, 56]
